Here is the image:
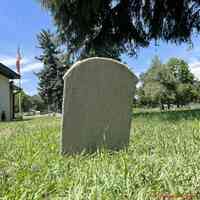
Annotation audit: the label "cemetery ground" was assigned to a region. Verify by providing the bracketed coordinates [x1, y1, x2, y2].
[0, 109, 200, 199]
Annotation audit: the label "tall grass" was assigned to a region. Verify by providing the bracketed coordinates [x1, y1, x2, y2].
[0, 109, 200, 199]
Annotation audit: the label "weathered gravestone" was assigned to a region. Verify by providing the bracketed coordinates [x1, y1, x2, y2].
[61, 57, 137, 154]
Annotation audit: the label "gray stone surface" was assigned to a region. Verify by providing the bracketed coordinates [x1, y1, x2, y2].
[61, 57, 137, 154]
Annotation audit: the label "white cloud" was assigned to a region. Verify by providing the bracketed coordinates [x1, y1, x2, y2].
[135, 72, 141, 78]
[189, 60, 200, 80]
[189, 61, 200, 69]
[22, 62, 43, 73]
[0, 55, 43, 74]
[0, 55, 29, 66]
[27, 90, 38, 96]
[21, 79, 30, 84]
[13, 78, 29, 85]
[0, 57, 16, 66]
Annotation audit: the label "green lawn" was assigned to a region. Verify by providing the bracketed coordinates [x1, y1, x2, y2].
[0, 110, 200, 199]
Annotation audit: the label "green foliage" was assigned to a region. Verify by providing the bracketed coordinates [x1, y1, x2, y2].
[167, 58, 194, 84]
[139, 56, 173, 108]
[15, 91, 33, 113]
[1, 110, 200, 199]
[15, 92, 47, 113]
[166, 58, 196, 107]
[38, 0, 200, 57]
[36, 30, 69, 112]
[138, 56, 198, 109]
[31, 95, 47, 112]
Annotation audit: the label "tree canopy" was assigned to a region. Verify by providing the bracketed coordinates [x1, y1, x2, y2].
[138, 56, 198, 109]
[39, 0, 200, 58]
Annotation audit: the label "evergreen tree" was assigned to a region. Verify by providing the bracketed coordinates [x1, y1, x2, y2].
[39, 0, 200, 58]
[36, 30, 67, 112]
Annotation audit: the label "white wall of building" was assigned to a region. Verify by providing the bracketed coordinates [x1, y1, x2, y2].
[0, 74, 11, 121]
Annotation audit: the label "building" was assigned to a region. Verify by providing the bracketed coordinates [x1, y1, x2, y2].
[0, 63, 20, 121]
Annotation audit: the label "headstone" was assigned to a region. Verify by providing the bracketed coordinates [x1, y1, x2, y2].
[61, 57, 137, 154]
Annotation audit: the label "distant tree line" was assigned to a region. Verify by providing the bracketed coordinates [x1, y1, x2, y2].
[15, 92, 46, 113]
[36, 31, 200, 112]
[36, 31, 199, 112]
[136, 56, 200, 110]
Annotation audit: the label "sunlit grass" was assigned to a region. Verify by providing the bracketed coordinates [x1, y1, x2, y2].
[0, 110, 200, 199]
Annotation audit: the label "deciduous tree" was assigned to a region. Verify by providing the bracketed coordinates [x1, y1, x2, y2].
[166, 58, 195, 107]
[138, 56, 197, 109]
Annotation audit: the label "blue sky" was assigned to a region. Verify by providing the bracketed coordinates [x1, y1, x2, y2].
[1, 1, 200, 95]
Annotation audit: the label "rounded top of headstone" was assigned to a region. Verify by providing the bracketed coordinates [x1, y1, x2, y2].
[63, 57, 138, 82]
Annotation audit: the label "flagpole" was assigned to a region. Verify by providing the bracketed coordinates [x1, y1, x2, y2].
[16, 47, 23, 119]
[18, 77, 22, 119]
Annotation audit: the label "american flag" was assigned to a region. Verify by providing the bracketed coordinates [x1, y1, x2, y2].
[16, 47, 22, 74]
